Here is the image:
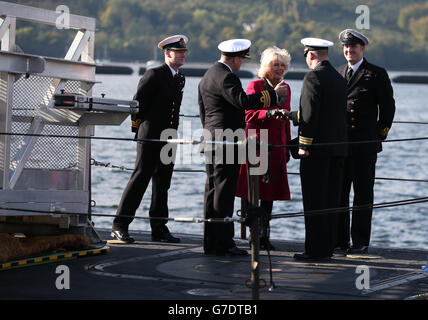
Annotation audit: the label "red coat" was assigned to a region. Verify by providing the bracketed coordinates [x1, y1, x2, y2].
[235, 79, 291, 200]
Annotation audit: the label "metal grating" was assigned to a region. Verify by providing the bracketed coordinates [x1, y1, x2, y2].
[10, 75, 83, 170]
[26, 125, 79, 169]
[12, 75, 53, 116]
[9, 121, 30, 171]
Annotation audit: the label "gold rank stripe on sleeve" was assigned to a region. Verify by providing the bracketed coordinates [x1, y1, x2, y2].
[260, 90, 271, 108]
[379, 127, 390, 137]
[299, 136, 314, 145]
[131, 118, 142, 130]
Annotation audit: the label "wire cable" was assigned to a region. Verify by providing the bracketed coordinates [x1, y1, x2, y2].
[90, 158, 428, 183]
[271, 196, 428, 220]
[2, 131, 428, 149]
[1, 196, 427, 224]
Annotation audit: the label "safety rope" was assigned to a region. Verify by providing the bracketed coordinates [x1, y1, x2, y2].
[1, 131, 428, 149]
[393, 121, 428, 125]
[1, 196, 427, 224]
[179, 114, 200, 118]
[91, 159, 206, 173]
[286, 171, 428, 183]
[178, 114, 428, 125]
[90, 158, 428, 183]
[0, 205, 243, 224]
[270, 196, 428, 220]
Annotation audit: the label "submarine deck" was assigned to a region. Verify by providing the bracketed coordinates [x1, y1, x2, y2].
[0, 228, 427, 304]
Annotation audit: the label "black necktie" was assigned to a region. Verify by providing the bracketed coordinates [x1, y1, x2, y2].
[174, 72, 185, 92]
[346, 67, 353, 82]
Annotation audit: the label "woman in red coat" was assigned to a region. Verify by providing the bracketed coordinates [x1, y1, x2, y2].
[236, 46, 292, 250]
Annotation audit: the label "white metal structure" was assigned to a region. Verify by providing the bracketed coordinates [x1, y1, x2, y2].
[0, 2, 135, 240]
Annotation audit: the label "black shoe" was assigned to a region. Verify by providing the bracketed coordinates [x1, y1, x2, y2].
[347, 246, 369, 254]
[334, 245, 350, 255]
[151, 232, 181, 243]
[293, 252, 331, 262]
[335, 242, 350, 251]
[260, 238, 275, 251]
[111, 230, 135, 243]
[215, 246, 248, 256]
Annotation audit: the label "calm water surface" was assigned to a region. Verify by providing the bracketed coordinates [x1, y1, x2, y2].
[90, 68, 428, 250]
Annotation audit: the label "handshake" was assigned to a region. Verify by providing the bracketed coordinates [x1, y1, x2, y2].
[266, 108, 291, 120]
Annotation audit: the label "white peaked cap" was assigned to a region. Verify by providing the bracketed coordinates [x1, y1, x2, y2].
[218, 39, 251, 58]
[301, 37, 334, 49]
[157, 34, 188, 50]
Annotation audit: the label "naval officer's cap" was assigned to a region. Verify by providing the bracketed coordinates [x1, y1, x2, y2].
[339, 29, 369, 46]
[218, 39, 251, 59]
[158, 35, 188, 51]
[301, 37, 334, 57]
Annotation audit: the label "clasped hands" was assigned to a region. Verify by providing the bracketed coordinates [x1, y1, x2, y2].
[266, 108, 291, 120]
[267, 81, 289, 120]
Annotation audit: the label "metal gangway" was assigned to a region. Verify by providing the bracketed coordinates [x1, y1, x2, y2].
[0, 2, 137, 242]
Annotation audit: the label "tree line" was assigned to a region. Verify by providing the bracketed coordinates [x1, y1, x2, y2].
[7, 0, 428, 70]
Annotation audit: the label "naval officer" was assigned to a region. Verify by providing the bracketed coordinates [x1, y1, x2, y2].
[198, 38, 288, 256]
[336, 29, 395, 254]
[291, 38, 348, 261]
[111, 35, 188, 243]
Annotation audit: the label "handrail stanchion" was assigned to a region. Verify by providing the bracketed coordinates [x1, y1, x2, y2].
[240, 198, 247, 239]
[246, 139, 260, 300]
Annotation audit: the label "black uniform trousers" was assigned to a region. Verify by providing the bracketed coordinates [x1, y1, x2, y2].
[203, 147, 240, 253]
[337, 153, 377, 248]
[300, 156, 345, 257]
[113, 133, 175, 236]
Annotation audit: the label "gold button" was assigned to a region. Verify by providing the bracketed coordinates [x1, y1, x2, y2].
[351, 117, 355, 121]
[350, 109, 355, 113]
[170, 121, 173, 125]
[351, 125, 356, 129]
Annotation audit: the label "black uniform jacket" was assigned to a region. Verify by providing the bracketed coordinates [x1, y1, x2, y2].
[198, 61, 278, 151]
[293, 60, 348, 158]
[337, 58, 395, 154]
[131, 63, 184, 140]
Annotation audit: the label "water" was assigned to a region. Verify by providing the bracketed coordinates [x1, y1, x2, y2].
[90, 68, 428, 250]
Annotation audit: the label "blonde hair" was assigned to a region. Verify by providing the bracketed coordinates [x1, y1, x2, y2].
[257, 46, 291, 79]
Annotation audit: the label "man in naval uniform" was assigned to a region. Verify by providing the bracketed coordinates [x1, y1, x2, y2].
[198, 39, 288, 256]
[291, 38, 348, 261]
[111, 35, 188, 243]
[336, 29, 395, 254]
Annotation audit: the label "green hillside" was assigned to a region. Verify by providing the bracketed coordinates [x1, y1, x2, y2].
[5, 0, 428, 70]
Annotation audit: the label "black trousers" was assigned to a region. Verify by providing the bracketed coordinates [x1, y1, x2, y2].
[203, 148, 240, 253]
[113, 139, 175, 236]
[300, 156, 345, 257]
[337, 153, 377, 247]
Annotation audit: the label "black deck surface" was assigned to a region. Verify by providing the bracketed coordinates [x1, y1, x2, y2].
[1, 228, 427, 309]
